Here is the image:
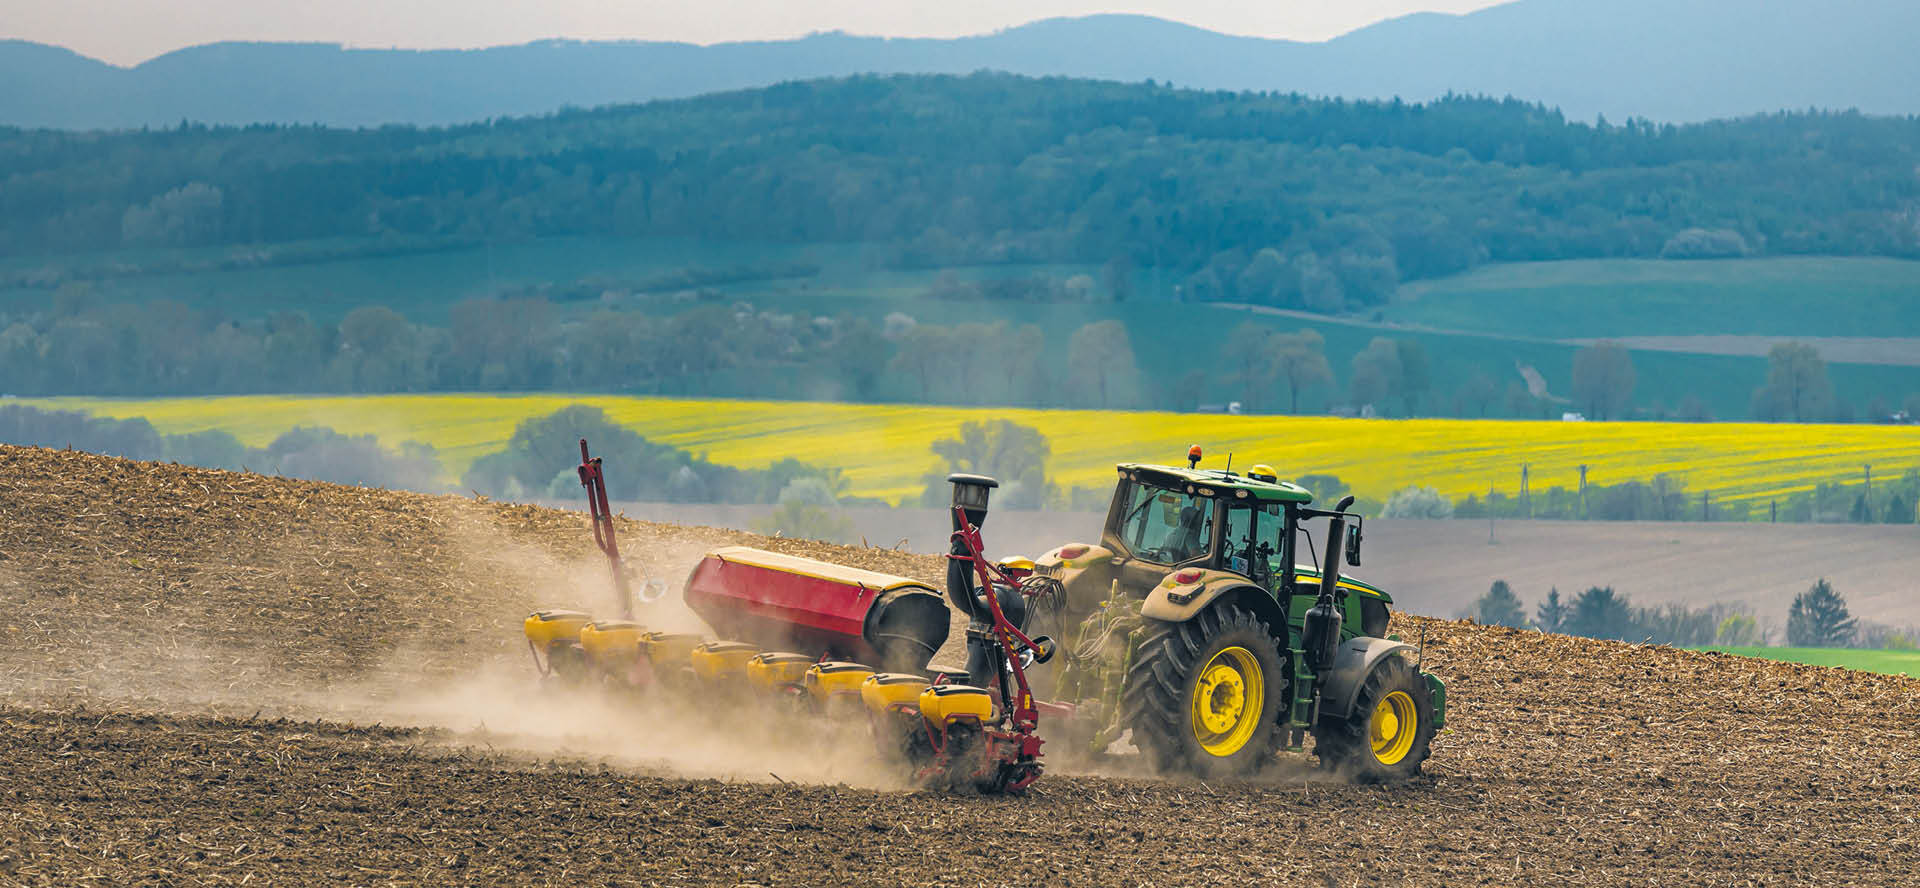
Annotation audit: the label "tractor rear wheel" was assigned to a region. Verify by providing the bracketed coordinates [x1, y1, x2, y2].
[1121, 602, 1285, 778]
[1313, 653, 1434, 783]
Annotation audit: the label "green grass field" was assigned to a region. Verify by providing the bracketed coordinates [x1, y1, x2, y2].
[1701, 646, 1920, 677]
[1390, 257, 1920, 339]
[732, 292, 1920, 420]
[0, 236, 863, 325]
[11, 238, 1920, 419]
[20, 237, 1920, 341]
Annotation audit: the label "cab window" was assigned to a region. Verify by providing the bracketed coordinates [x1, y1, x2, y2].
[1222, 502, 1287, 586]
[1118, 483, 1214, 565]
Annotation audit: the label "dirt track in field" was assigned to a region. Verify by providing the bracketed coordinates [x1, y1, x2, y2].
[2, 444, 1918, 886]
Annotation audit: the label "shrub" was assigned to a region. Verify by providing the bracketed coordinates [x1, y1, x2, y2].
[1381, 485, 1453, 519]
[753, 478, 855, 544]
[260, 427, 445, 491]
[1659, 228, 1750, 259]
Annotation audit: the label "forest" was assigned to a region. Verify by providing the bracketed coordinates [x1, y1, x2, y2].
[5, 74, 1920, 316]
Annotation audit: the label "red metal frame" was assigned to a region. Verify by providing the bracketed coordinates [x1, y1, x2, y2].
[577, 439, 633, 619]
[944, 505, 1047, 791]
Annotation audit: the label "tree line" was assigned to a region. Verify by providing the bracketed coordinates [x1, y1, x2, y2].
[1448, 464, 1920, 524]
[0, 403, 443, 490]
[7, 287, 1916, 424]
[0, 403, 839, 507]
[6, 74, 1920, 312]
[1470, 578, 1911, 651]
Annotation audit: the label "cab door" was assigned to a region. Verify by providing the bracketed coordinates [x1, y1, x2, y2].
[1222, 501, 1285, 591]
[1109, 482, 1217, 597]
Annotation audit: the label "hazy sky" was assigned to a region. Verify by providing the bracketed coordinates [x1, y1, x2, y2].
[6, 0, 1510, 67]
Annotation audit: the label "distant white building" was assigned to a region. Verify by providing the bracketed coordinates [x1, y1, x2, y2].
[1195, 401, 1245, 415]
[1561, 412, 1587, 422]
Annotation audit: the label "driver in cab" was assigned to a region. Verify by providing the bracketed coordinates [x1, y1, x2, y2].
[1165, 503, 1211, 563]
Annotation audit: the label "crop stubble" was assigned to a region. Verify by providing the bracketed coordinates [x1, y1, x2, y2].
[0, 444, 1916, 886]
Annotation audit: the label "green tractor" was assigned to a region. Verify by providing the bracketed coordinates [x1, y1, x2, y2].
[1014, 446, 1445, 780]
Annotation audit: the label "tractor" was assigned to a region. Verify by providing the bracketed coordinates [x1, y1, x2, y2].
[1016, 445, 1445, 780]
[525, 441, 1444, 791]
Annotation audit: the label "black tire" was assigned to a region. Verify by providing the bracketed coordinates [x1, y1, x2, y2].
[545, 642, 589, 688]
[868, 709, 927, 767]
[1313, 654, 1435, 783]
[1121, 602, 1286, 778]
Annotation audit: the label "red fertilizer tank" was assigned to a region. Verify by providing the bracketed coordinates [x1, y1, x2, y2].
[682, 546, 952, 673]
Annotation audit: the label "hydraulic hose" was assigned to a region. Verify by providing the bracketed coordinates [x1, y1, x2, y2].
[947, 532, 987, 622]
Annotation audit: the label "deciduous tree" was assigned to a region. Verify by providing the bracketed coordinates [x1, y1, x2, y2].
[1395, 339, 1432, 416]
[919, 419, 1055, 510]
[1274, 329, 1333, 414]
[1349, 337, 1402, 414]
[1752, 342, 1834, 422]
[1454, 371, 1499, 417]
[1572, 342, 1636, 420]
[1221, 322, 1278, 411]
[1065, 320, 1139, 409]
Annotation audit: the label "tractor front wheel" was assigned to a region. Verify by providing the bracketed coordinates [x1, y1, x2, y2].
[1121, 602, 1285, 778]
[1313, 654, 1434, 782]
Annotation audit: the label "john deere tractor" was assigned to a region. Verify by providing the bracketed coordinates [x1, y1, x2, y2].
[1012, 446, 1445, 780]
[527, 441, 1442, 791]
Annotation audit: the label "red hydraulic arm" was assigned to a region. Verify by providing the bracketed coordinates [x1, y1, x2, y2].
[578, 439, 633, 619]
[948, 506, 1048, 791]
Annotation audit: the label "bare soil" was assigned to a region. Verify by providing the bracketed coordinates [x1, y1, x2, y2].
[2, 444, 1917, 886]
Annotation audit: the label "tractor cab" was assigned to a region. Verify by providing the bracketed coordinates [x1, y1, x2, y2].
[1036, 447, 1390, 619]
[1098, 459, 1310, 598]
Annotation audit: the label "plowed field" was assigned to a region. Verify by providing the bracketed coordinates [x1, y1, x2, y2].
[1, 444, 1916, 886]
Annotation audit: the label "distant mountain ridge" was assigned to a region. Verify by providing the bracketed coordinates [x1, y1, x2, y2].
[5, 0, 1918, 129]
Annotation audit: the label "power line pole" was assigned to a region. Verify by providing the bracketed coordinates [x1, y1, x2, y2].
[1520, 463, 1532, 520]
[1488, 481, 1497, 544]
[1578, 464, 1589, 520]
[1864, 464, 1873, 523]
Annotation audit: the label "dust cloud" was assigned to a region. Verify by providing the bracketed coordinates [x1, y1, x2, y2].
[295, 516, 913, 789]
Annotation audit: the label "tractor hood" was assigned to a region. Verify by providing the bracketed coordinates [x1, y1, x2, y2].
[1292, 565, 1392, 604]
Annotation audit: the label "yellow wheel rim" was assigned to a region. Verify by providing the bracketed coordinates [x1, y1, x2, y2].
[1191, 646, 1264, 756]
[1370, 690, 1418, 765]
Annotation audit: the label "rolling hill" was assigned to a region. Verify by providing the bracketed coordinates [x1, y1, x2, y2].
[5, 0, 1919, 129]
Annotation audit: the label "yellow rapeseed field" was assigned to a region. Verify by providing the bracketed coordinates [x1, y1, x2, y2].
[29, 394, 1919, 506]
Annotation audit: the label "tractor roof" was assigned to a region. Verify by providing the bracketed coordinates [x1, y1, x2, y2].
[1116, 463, 1315, 505]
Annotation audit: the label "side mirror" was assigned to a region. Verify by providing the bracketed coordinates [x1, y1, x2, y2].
[1345, 522, 1363, 567]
